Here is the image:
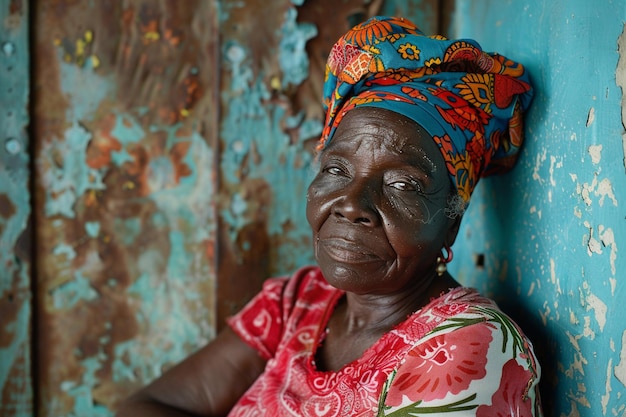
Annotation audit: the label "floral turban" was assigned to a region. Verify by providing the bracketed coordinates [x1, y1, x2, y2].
[319, 16, 533, 204]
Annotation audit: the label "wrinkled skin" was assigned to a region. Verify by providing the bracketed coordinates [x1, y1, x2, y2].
[306, 106, 463, 371]
[307, 106, 460, 295]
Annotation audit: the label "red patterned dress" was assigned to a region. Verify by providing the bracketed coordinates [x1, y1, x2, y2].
[227, 266, 542, 416]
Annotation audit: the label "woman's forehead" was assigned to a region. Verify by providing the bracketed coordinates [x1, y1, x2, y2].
[327, 107, 443, 167]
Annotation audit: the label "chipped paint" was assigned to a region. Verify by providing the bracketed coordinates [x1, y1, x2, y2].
[33, 1, 220, 415]
[588, 144, 602, 164]
[599, 226, 618, 276]
[601, 358, 612, 414]
[577, 281, 608, 340]
[586, 107, 595, 127]
[616, 331, 626, 387]
[278, 8, 317, 87]
[38, 121, 105, 218]
[0, 0, 33, 415]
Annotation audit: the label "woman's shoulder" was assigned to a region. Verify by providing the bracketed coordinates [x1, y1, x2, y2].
[393, 287, 531, 347]
[394, 286, 541, 391]
[406, 286, 495, 320]
[429, 286, 498, 311]
[426, 287, 536, 350]
[381, 287, 542, 416]
[424, 287, 533, 341]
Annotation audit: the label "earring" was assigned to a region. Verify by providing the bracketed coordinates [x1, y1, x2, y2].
[436, 245, 453, 277]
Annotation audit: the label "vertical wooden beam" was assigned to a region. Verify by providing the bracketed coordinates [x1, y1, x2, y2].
[0, 1, 33, 416]
[216, 0, 321, 327]
[439, 0, 455, 36]
[32, 1, 219, 415]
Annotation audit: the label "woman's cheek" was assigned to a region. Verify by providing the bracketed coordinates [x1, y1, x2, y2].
[306, 181, 324, 230]
[306, 178, 340, 232]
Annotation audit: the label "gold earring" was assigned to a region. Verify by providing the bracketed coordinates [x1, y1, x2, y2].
[436, 245, 453, 277]
[436, 256, 447, 276]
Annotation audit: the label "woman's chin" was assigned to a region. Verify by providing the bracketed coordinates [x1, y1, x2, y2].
[317, 261, 385, 294]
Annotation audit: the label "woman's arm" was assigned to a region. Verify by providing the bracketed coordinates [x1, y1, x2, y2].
[115, 326, 267, 417]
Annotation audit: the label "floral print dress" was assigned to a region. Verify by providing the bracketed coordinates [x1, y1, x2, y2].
[227, 266, 542, 416]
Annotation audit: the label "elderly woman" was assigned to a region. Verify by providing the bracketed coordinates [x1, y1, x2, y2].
[117, 16, 542, 417]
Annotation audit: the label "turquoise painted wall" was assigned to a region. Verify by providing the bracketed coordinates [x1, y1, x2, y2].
[447, 1, 626, 416]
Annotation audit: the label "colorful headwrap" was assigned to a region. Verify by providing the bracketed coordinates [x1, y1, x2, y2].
[320, 16, 533, 204]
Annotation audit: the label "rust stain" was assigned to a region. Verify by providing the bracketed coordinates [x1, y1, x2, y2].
[296, 0, 384, 122]
[33, 1, 220, 415]
[0, 193, 17, 220]
[85, 113, 122, 169]
[9, 0, 24, 15]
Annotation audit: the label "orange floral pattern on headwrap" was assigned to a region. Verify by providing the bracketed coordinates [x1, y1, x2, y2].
[320, 16, 533, 205]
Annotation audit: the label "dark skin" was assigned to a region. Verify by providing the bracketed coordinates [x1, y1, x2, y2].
[307, 107, 462, 371]
[115, 328, 267, 416]
[115, 106, 463, 416]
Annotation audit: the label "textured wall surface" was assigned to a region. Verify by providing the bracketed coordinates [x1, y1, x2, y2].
[31, 1, 220, 415]
[448, 2, 626, 416]
[0, 1, 32, 415]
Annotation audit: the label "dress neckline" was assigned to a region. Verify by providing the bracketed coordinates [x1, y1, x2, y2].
[308, 285, 473, 374]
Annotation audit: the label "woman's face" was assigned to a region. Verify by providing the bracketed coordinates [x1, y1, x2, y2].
[306, 107, 460, 295]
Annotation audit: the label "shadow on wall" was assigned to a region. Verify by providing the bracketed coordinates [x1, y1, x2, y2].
[488, 175, 558, 416]
[498, 286, 555, 415]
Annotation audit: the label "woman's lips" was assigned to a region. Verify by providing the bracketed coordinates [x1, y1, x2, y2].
[319, 238, 381, 264]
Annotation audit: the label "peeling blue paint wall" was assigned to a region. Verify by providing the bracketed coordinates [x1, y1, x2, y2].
[219, 7, 319, 273]
[448, 2, 626, 416]
[0, 1, 32, 415]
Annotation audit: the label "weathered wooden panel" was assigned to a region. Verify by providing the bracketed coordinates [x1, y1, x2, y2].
[32, 1, 219, 415]
[0, 1, 33, 416]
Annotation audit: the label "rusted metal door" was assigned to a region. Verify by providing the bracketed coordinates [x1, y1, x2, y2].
[2, 0, 443, 415]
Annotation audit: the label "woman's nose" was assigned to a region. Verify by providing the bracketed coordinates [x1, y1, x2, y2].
[331, 180, 380, 226]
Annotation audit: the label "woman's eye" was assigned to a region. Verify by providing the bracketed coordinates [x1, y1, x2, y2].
[324, 166, 344, 176]
[389, 180, 420, 192]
